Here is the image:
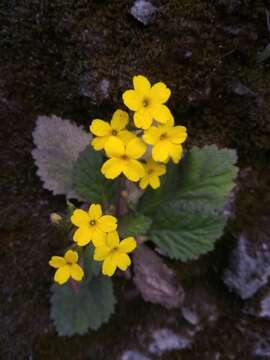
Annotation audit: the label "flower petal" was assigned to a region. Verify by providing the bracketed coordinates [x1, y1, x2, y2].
[88, 204, 102, 220]
[64, 250, 78, 264]
[92, 228, 106, 247]
[54, 265, 70, 285]
[122, 90, 142, 111]
[119, 237, 137, 253]
[91, 136, 109, 151]
[152, 141, 170, 162]
[168, 126, 187, 144]
[149, 82, 171, 104]
[134, 108, 153, 129]
[123, 159, 145, 181]
[111, 109, 129, 130]
[118, 130, 136, 144]
[90, 119, 111, 136]
[143, 127, 163, 145]
[94, 246, 111, 261]
[102, 256, 117, 276]
[150, 104, 172, 124]
[106, 231, 120, 248]
[49, 256, 66, 269]
[126, 138, 147, 159]
[71, 209, 89, 227]
[169, 144, 183, 164]
[133, 75, 151, 95]
[101, 158, 124, 179]
[114, 253, 131, 271]
[70, 263, 84, 281]
[73, 227, 93, 246]
[149, 174, 161, 189]
[98, 215, 118, 232]
[104, 136, 125, 158]
[139, 174, 149, 189]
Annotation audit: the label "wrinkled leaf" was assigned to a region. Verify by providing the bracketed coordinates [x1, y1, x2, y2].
[83, 244, 101, 279]
[118, 214, 152, 238]
[50, 276, 115, 336]
[32, 115, 90, 198]
[72, 146, 118, 207]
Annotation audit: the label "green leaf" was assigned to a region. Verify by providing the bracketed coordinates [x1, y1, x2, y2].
[140, 145, 238, 214]
[118, 214, 152, 238]
[150, 204, 226, 261]
[50, 276, 116, 336]
[72, 146, 118, 207]
[83, 244, 101, 279]
[32, 115, 90, 198]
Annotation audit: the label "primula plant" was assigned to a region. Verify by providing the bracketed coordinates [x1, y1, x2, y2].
[32, 75, 238, 336]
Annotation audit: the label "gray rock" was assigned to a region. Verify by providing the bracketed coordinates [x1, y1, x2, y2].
[130, 0, 157, 25]
[148, 328, 192, 355]
[120, 351, 151, 360]
[79, 73, 110, 104]
[223, 231, 270, 299]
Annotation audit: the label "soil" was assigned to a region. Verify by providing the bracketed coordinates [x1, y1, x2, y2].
[1, 0, 270, 359]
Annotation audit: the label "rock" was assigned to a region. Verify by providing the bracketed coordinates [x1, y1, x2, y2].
[148, 328, 192, 355]
[130, 0, 157, 25]
[133, 244, 185, 309]
[120, 350, 151, 360]
[223, 229, 270, 299]
[231, 80, 256, 97]
[79, 72, 110, 104]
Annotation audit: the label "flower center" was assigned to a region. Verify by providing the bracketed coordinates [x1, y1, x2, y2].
[90, 220, 96, 226]
[121, 154, 128, 160]
[148, 169, 154, 175]
[142, 97, 150, 108]
[160, 133, 167, 140]
[111, 130, 117, 136]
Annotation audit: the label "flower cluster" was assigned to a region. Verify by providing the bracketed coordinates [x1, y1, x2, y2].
[49, 204, 137, 284]
[90, 75, 187, 189]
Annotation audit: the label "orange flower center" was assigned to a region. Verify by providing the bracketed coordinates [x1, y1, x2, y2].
[143, 97, 150, 107]
[112, 130, 117, 136]
[90, 220, 96, 226]
[160, 133, 167, 140]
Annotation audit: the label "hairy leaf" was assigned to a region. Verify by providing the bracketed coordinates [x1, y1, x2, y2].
[32, 115, 90, 198]
[150, 204, 226, 261]
[118, 214, 152, 238]
[50, 276, 115, 336]
[72, 146, 117, 207]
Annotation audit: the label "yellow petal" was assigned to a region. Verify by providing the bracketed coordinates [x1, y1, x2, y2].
[97, 215, 118, 232]
[139, 174, 149, 189]
[152, 141, 170, 162]
[114, 253, 131, 271]
[122, 90, 142, 111]
[134, 108, 153, 129]
[49, 256, 66, 269]
[150, 104, 172, 124]
[118, 130, 136, 144]
[71, 209, 89, 227]
[119, 237, 137, 253]
[88, 204, 102, 220]
[91, 136, 109, 151]
[126, 138, 147, 159]
[143, 127, 163, 145]
[168, 126, 187, 144]
[70, 263, 84, 281]
[150, 160, 166, 176]
[94, 246, 111, 261]
[104, 136, 125, 158]
[64, 250, 78, 264]
[90, 119, 111, 136]
[169, 144, 183, 164]
[123, 159, 145, 181]
[92, 228, 106, 247]
[111, 109, 129, 130]
[133, 75, 151, 95]
[101, 158, 124, 179]
[167, 112, 175, 126]
[73, 227, 93, 246]
[102, 256, 117, 276]
[54, 265, 70, 285]
[149, 82, 171, 104]
[149, 174, 161, 189]
[106, 231, 120, 248]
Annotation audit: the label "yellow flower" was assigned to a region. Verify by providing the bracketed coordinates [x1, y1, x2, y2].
[49, 250, 84, 285]
[143, 124, 187, 163]
[101, 136, 146, 182]
[90, 109, 135, 150]
[122, 75, 172, 130]
[71, 204, 117, 247]
[139, 157, 166, 189]
[94, 231, 137, 276]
